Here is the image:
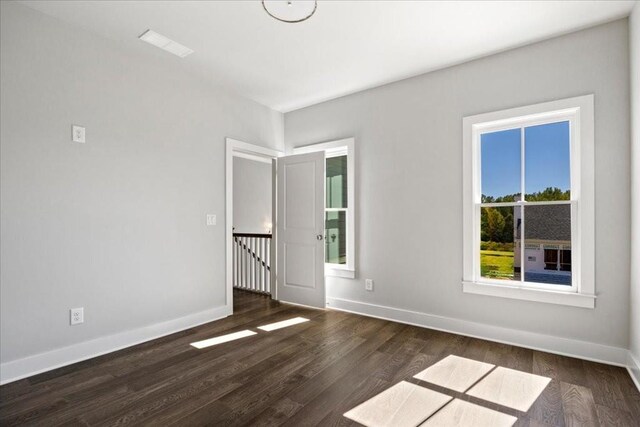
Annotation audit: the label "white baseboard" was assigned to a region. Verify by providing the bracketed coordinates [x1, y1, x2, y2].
[326, 297, 629, 368]
[0, 305, 232, 385]
[3, 297, 637, 392]
[628, 351, 640, 392]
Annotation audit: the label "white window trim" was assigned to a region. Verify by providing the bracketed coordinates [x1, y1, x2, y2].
[293, 138, 356, 279]
[462, 95, 595, 308]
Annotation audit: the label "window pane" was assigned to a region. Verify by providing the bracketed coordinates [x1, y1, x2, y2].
[520, 204, 572, 286]
[524, 121, 570, 201]
[480, 206, 515, 281]
[326, 210, 346, 264]
[326, 155, 347, 209]
[480, 129, 521, 202]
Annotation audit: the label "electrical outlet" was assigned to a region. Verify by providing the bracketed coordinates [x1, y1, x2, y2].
[206, 214, 216, 226]
[365, 279, 374, 291]
[70, 308, 84, 325]
[72, 125, 85, 143]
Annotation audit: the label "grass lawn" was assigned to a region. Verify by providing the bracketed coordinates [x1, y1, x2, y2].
[480, 250, 514, 279]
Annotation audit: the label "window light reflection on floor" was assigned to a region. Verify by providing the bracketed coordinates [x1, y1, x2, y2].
[413, 354, 550, 412]
[344, 353, 552, 426]
[343, 381, 452, 427]
[466, 366, 551, 412]
[257, 317, 309, 331]
[190, 330, 257, 349]
[413, 354, 495, 392]
[420, 398, 517, 427]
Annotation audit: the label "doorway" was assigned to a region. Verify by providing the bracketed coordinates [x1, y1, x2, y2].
[226, 138, 352, 312]
[225, 138, 280, 312]
[232, 155, 273, 295]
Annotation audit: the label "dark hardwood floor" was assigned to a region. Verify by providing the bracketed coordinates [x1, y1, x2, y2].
[1, 290, 639, 426]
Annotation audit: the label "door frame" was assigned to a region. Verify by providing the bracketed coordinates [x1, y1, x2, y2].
[225, 138, 282, 313]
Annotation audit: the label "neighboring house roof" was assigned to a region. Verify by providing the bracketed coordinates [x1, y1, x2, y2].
[516, 204, 571, 242]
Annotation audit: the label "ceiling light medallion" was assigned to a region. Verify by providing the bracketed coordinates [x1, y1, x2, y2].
[262, 1, 317, 23]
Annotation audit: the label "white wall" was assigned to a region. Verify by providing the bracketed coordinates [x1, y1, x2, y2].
[233, 157, 272, 234]
[0, 2, 283, 370]
[629, 3, 640, 380]
[285, 20, 631, 351]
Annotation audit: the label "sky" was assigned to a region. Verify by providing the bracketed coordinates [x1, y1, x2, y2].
[481, 121, 570, 199]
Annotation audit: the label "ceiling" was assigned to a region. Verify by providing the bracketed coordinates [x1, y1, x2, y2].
[20, 1, 636, 112]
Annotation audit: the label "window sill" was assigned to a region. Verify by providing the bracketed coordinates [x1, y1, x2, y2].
[326, 267, 355, 279]
[462, 281, 595, 309]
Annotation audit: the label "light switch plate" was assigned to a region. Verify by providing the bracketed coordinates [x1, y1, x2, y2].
[72, 125, 85, 143]
[206, 214, 216, 226]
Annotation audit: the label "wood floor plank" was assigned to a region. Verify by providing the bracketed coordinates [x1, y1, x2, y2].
[242, 397, 303, 427]
[280, 321, 405, 408]
[317, 375, 391, 426]
[240, 323, 402, 426]
[136, 384, 239, 426]
[280, 350, 394, 427]
[595, 403, 636, 427]
[560, 382, 600, 427]
[0, 373, 114, 418]
[0, 379, 37, 406]
[482, 340, 513, 366]
[506, 345, 534, 372]
[557, 356, 589, 388]
[0, 397, 69, 426]
[584, 360, 630, 412]
[422, 330, 467, 358]
[140, 318, 331, 425]
[530, 352, 565, 427]
[533, 351, 560, 379]
[617, 370, 640, 421]
[373, 336, 426, 382]
[163, 400, 231, 427]
[459, 336, 492, 362]
[528, 378, 565, 427]
[90, 339, 312, 426]
[391, 351, 438, 384]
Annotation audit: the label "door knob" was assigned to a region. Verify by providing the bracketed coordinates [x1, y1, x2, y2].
[317, 234, 323, 240]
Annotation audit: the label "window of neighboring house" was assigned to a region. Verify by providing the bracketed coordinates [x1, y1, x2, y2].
[544, 249, 559, 270]
[293, 138, 355, 278]
[543, 248, 572, 272]
[560, 249, 571, 271]
[462, 95, 595, 308]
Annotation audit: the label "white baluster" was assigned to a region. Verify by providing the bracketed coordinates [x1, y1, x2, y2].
[242, 237, 246, 289]
[250, 237, 255, 291]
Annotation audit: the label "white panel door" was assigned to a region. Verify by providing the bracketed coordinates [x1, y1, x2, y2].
[276, 151, 325, 308]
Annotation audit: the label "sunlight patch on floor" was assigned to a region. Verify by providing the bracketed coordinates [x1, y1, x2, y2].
[257, 317, 309, 331]
[413, 354, 495, 392]
[344, 353, 551, 426]
[466, 366, 551, 412]
[190, 330, 257, 349]
[420, 398, 517, 427]
[343, 381, 452, 427]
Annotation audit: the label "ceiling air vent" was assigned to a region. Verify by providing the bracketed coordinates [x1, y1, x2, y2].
[138, 29, 194, 58]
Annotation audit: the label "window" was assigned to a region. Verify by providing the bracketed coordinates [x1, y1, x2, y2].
[560, 250, 571, 272]
[479, 123, 572, 287]
[293, 138, 355, 278]
[326, 154, 347, 264]
[462, 95, 595, 308]
[544, 249, 559, 270]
